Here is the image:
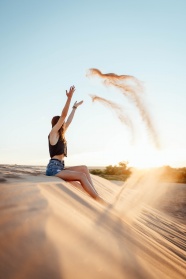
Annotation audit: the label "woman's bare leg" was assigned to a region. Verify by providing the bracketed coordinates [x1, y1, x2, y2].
[55, 169, 99, 199]
[65, 165, 98, 194]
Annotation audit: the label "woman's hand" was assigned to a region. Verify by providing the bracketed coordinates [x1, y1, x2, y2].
[73, 100, 83, 108]
[66, 85, 75, 98]
[65, 99, 84, 129]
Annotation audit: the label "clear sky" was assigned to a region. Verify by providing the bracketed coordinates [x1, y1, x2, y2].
[1, 0, 186, 168]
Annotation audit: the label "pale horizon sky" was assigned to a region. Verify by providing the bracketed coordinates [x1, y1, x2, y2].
[1, 0, 186, 168]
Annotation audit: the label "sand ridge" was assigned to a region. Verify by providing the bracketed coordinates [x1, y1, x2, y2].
[0, 164, 185, 279]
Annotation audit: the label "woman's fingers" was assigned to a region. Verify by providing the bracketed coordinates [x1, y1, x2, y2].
[66, 85, 76, 97]
[70, 85, 75, 92]
[77, 100, 83, 106]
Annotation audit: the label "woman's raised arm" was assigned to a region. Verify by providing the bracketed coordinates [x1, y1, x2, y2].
[52, 86, 75, 133]
[65, 100, 83, 130]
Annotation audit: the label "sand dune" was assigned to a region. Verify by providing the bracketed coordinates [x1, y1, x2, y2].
[0, 165, 185, 279]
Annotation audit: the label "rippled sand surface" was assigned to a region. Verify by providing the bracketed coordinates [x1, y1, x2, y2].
[0, 164, 185, 279]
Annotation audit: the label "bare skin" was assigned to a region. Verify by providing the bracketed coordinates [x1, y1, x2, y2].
[55, 169, 98, 198]
[65, 165, 98, 193]
[49, 86, 106, 205]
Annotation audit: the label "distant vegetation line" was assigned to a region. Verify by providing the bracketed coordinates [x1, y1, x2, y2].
[89, 162, 186, 183]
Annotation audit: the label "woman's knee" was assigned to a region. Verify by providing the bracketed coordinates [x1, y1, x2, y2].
[80, 165, 89, 173]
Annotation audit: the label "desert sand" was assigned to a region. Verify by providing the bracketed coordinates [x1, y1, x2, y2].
[0, 164, 185, 279]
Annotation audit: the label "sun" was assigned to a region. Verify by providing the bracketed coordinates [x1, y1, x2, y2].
[130, 152, 163, 169]
[104, 135, 166, 169]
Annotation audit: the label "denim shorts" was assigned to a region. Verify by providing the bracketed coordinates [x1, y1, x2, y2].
[46, 159, 65, 176]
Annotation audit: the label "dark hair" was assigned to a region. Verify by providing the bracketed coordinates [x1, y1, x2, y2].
[51, 116, 65, 141]
[51, 116, 60, 127]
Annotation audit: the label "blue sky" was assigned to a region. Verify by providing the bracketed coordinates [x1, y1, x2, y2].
[0, 0, 186, 167]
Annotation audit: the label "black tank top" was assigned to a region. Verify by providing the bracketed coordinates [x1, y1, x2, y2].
[48, 136, 67, 158]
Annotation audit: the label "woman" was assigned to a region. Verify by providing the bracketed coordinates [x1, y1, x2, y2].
[46, 85, 106, 204]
